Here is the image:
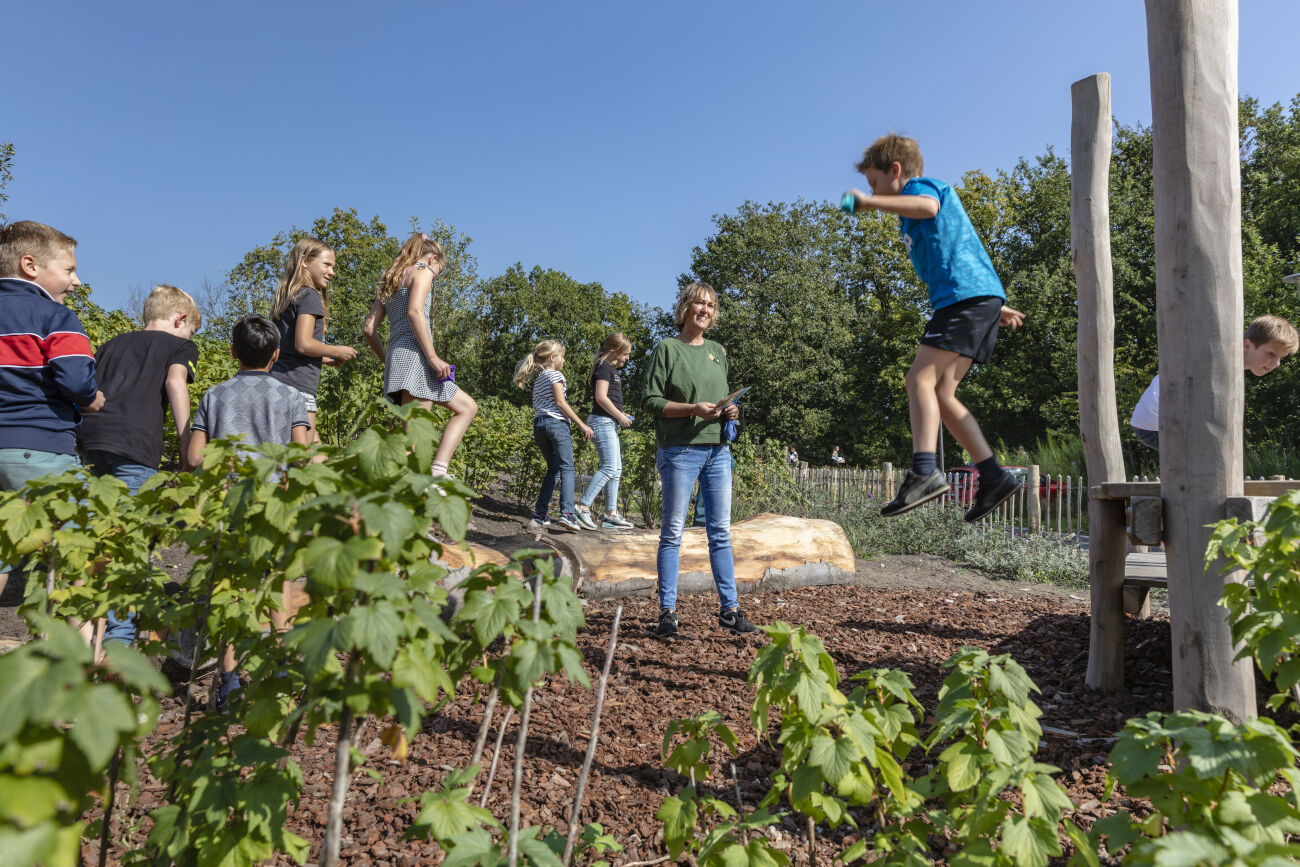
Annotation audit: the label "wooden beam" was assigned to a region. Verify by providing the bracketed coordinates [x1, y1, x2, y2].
[1091, 479, 1298, 500]
[1072, 72, 1129, 691]
[1145, 0, 1254, 720]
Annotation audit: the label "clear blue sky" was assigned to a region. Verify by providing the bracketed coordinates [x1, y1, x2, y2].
[4, 0, 1297, 317]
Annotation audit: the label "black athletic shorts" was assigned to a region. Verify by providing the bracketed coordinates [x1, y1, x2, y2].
[919, 295, 1003, 363]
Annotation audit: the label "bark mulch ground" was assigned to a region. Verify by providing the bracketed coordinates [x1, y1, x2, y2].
[82, 580, 1183, 866]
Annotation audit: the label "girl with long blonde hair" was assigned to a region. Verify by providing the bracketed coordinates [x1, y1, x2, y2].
[362, 232, 477, 478]
[514, 339, 593, 531]
[269, 237, 358, 442]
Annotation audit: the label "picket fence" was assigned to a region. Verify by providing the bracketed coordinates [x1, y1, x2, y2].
[792, 465, 1089, 541]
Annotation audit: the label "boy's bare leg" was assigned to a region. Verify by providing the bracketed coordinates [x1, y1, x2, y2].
[271, 579, 295, 633]
[906, 345, 967, 456]
[934, 355, 994, 463]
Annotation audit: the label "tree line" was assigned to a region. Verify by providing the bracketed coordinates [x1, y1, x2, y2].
[65, 94, 1300, 471]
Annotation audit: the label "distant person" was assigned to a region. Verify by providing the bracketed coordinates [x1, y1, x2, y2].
[270, 237, 358, 443]
[78, 284, 201, 647]
[844, 134, 1024, 521]
[643, 281, 757, 637]
[788, 445, 799, 468]
[1130, 315, 1298, 451]
[830, 445, 846, 467]
[515, 340, 593, 532]
[187, 314, 310, 712]
[363, 232, 477, 478]
[0, 221, 104, 603]
[574, 332, 636, 530]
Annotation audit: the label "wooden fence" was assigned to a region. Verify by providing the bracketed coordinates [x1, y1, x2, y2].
[792, 464, 1089, 541]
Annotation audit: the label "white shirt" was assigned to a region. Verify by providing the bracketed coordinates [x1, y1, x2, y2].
[1130, 374, 1159, 431]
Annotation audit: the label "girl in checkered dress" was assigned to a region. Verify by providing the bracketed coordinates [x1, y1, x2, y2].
[363, 232, 478, 478]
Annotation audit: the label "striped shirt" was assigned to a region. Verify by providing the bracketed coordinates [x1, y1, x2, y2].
[532, 369, 567, 421]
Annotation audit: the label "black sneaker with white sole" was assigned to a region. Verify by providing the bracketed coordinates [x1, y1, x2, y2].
[719, 608, 759, 635]
[880, 469, 948, 517]
[964, 470, 1022, 522]
[653, 609, 679, 637]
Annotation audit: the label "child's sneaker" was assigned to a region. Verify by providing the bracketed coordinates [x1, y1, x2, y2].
[556, 513, 583, 532]
[215, 671, 242, 715]
[602, 512, 635, 529]
[719, 608, 759, 635]
[527, 517, 551, 531]
[880, 469, 948, 517]
[964, 470, 1021, 522]
[573, 505, 600, 530]
[652, 609, 679, 637]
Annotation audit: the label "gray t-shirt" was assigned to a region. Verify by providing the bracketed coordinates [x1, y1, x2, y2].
[271, 288, 326, 396]
[192, 371, 309, 450]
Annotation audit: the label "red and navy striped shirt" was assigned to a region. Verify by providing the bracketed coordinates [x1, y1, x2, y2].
[0, 277, 98, 455]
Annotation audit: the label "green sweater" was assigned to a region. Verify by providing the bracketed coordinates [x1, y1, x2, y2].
[641, 337, 730, 447]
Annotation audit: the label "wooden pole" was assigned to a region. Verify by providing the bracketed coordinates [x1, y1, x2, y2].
[1072, 72, 1130, 690]
[1145, 0, 1254, 720]
[1028, 465, 1041, 534]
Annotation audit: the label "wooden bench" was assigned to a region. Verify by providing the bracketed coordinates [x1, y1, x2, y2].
[1124, 552, 1166, 618]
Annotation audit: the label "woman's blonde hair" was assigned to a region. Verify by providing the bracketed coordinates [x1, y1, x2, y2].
[589, 332, 632, 387]
[271, 237, 333, 323]
[513, 339, 565, 389]
[379, 232, 446, 302]
[672, 281, 720, 329]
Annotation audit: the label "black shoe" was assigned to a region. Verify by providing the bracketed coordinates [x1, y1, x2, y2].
[719, 608, 759, 635]
[964, 470, 1022, 522]
[880, 470, 948, 517]
[653, 609, 679, 637]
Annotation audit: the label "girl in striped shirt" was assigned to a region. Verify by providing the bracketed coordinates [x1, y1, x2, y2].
[514, 339, 593, 531]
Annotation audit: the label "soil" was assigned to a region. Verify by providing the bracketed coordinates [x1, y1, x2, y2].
[5, 493, 1198, 865]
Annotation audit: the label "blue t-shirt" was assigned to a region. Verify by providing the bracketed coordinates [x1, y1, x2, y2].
[898, 177, 1006, 311]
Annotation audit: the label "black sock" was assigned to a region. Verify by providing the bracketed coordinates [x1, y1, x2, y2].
[912, 452, 937, 475]
[975, 455, 1001, 483]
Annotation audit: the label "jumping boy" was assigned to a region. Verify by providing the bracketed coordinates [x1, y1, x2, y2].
[78, 284, 201, 646]
[0, 221, 105, 600]
[187, 313, 309, 711]
[1130, 314, 1299, 451]
[844, 134, 1024, 521]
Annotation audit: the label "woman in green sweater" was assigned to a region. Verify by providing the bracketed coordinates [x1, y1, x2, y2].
[642, 282, 758, 638]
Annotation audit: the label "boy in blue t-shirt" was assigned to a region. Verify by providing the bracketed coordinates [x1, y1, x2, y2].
[844, 134, 1025, 521]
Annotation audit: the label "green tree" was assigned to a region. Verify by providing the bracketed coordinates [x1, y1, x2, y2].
[0, 142, 13, 223]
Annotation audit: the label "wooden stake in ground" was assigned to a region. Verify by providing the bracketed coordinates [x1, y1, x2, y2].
[562, 605, 622, 867]
[1070, 72, 1130, 692]
[322, 654, 362, 867]
[507, 574, 545, 867]
[1144, 0, 1255, 720]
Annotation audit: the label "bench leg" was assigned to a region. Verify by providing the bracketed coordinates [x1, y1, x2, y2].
[1123, 585, 1152, 618]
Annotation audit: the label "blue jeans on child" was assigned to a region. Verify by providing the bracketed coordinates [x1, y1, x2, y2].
[0, 448, 81, 592]
[533, 416, 576, 520]
[84, 450, 158, 646]
[581, 416, 622, 512]
[656, 444, 737, 613]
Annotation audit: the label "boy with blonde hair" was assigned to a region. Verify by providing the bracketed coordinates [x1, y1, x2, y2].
[77, 284, 202, 646]
[0, 221, 104, 599]
[844, 135, 1024, 521]
[1130, 315, 1299, 451]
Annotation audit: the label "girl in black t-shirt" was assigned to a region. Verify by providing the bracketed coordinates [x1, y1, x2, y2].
[574, 333, 636, 530]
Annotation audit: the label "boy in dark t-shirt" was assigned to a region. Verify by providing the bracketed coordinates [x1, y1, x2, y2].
[78, 284, 200, 646]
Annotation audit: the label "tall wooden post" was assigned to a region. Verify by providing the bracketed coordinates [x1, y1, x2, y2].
[1072, 73, 1130, 690]
[1145, 0, 1255, 719]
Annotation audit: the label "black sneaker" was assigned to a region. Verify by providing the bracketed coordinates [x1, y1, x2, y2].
[719, 608, 759, 635]
[964, 470, 1022, 522]
[652, 609, 679, 638]
[880, 469, 948, 517]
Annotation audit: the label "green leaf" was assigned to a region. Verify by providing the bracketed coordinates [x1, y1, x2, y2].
[409, 789, 497, 842]
[302, 536, 385, 592]
[938, 740, 982, 793]
[284, 617, 353, 676]
[359, 500, 417, 559]
[809, 734, 856, 784]
[62, 684, 135, 768]
[348, 602, 401, 667]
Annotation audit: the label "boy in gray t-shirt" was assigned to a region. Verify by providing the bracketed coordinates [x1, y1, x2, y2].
[187, 314, 309, 711]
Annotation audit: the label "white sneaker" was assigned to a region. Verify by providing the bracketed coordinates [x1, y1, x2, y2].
[556, 513, 583, 531]
[573, 505, 599, 530]
[602, 512, 635, 529]
[527, 517, 551, 530]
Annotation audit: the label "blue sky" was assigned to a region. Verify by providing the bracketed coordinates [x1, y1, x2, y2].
[4, 0, 1297, 318]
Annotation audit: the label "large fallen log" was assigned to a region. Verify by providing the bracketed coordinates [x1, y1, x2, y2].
[544, 512, 856, 600]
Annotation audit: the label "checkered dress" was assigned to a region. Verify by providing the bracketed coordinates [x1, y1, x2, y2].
[382, 266, 459, 403]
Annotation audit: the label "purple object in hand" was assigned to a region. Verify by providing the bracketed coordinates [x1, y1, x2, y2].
[440, 364, 456, 383]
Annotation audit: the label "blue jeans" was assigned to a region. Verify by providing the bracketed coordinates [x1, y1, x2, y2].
[580, 416, 622, 512]
[656, 444, 737, 613]
[0, 449, 81, 585]
[85, 450, 158, 645]
[533, 417, 575, 520]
